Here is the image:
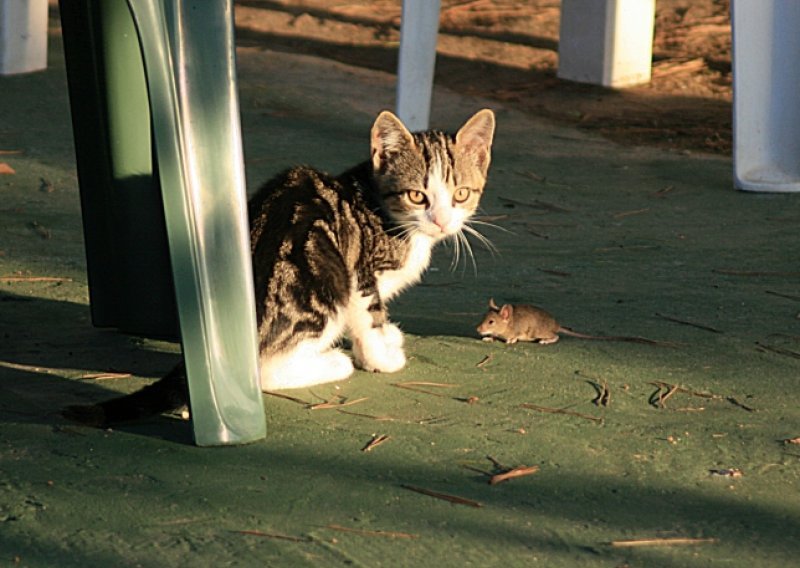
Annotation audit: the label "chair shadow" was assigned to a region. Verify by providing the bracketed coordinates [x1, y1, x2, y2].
[0, 290, 193, 443]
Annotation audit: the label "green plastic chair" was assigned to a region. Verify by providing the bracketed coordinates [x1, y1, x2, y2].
[59, 0, 266, 446]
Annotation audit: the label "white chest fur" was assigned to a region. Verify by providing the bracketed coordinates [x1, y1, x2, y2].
[378, 233, 434, 300]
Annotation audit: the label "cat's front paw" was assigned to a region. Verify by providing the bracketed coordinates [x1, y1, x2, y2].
[381, 323, 405, 349]
[353, 325, 406, 373]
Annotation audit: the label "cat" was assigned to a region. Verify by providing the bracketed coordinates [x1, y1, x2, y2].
[63, 108, 495, 426]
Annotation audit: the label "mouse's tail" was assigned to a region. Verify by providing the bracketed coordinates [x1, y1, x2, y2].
[63, 361, 188, 427]
[560, 327, 672, 346]
[559, 327, 614, 340]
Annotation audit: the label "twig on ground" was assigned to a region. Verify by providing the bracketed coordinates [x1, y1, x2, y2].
[465, 456, 541, 485]
[609, 537, 718, 548]
[308, 396, 368, 410]
[0, 360, 68, 376]
[613, 208, 650, 219]
[361, 434, 390, 452]
[755, 342, 800, 360]
[476, 354, 493, 368]
[710, 468, 743, 478]
[582, 375, 611, 407]
[656, 312, 721, 333]
[538, 268, 572, 277]
[335, 409, 396, 421]
[462, 464, 493, 477]
[498, 196, 571, 212]
[649, 383, 680, 408]
[325, 524, 418, 539]
[486, 455, 506, 470]
[78, 372, 132, 381]
[489, 465, 540, 485]
[713, 269, 800, 277]
[0, 275, 72, 283]
[520, 403, 603, 424]
[262, 390, 310, 406]
[392, 381, 459, 398]
[526, 227, 549, 239]
[400, 484, 481, 508]
[649, 382, 753, 412]
[766, 290, 800, 302]
[726, 397, 755, 412]
[233, 530, 310, 542]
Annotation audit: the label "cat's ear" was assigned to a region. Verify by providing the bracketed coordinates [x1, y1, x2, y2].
[371, 111, 416, 172]
[499, 304, 513, 321]
[456, 109, 495, 177]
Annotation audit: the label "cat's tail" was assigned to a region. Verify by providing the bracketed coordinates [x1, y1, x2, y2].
[63, 361, 188, 427]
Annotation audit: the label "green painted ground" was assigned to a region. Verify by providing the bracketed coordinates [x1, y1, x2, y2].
[1, 19, 799, 568]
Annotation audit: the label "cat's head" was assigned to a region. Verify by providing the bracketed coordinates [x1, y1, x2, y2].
[370, 109, 495, 241]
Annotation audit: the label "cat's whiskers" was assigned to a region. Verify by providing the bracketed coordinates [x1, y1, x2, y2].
[439, 228, 473, 275]
[462, 222, 498, 257]
[468, 218, 511, 235]
[387, 221, 419, 243]
[448, 231, 463, 272]
[458, 230, 479, 275]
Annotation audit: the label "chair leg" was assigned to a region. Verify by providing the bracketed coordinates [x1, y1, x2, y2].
[0, 0, 48, 75]
[396, 0, 441, 131]
[558, 0, 655, 88]
[126, 0, 266, 445]
[732, 0, 800, 192]
[59, 0, 179, 337]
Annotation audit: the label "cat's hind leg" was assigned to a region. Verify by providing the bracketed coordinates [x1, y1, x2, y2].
[260, 316, 353, 390]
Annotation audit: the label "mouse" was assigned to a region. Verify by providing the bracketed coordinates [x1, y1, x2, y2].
[476, 298, 661, 345]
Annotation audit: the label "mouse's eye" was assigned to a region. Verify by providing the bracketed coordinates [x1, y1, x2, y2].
[406, 190, 428, 206]
[487, 318, 495, 324]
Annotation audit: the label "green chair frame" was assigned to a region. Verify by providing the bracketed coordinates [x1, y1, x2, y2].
[59, 0, 266, 446]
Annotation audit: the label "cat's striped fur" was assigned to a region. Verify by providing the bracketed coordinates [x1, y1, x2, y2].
[63, 109, 495, 425]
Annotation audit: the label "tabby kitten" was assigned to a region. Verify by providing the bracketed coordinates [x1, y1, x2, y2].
[64, 109, 495, 425]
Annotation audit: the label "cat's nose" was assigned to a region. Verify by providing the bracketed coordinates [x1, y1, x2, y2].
[430, 212, 452, 233]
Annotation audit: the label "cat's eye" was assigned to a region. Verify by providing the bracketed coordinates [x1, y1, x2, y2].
[453, 187, 471, 204]
[406, 190, 428, 206]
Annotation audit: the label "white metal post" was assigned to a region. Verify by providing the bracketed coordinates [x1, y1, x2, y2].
[396, 0, 441, 131]
[0, 0, 48, 75]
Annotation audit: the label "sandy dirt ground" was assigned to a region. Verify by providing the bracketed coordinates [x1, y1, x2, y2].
[234, 0, 732, 154]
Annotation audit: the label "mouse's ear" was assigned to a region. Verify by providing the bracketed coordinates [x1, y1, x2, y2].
[499, 304, 513, 321]
[488, 298, 499, 311]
